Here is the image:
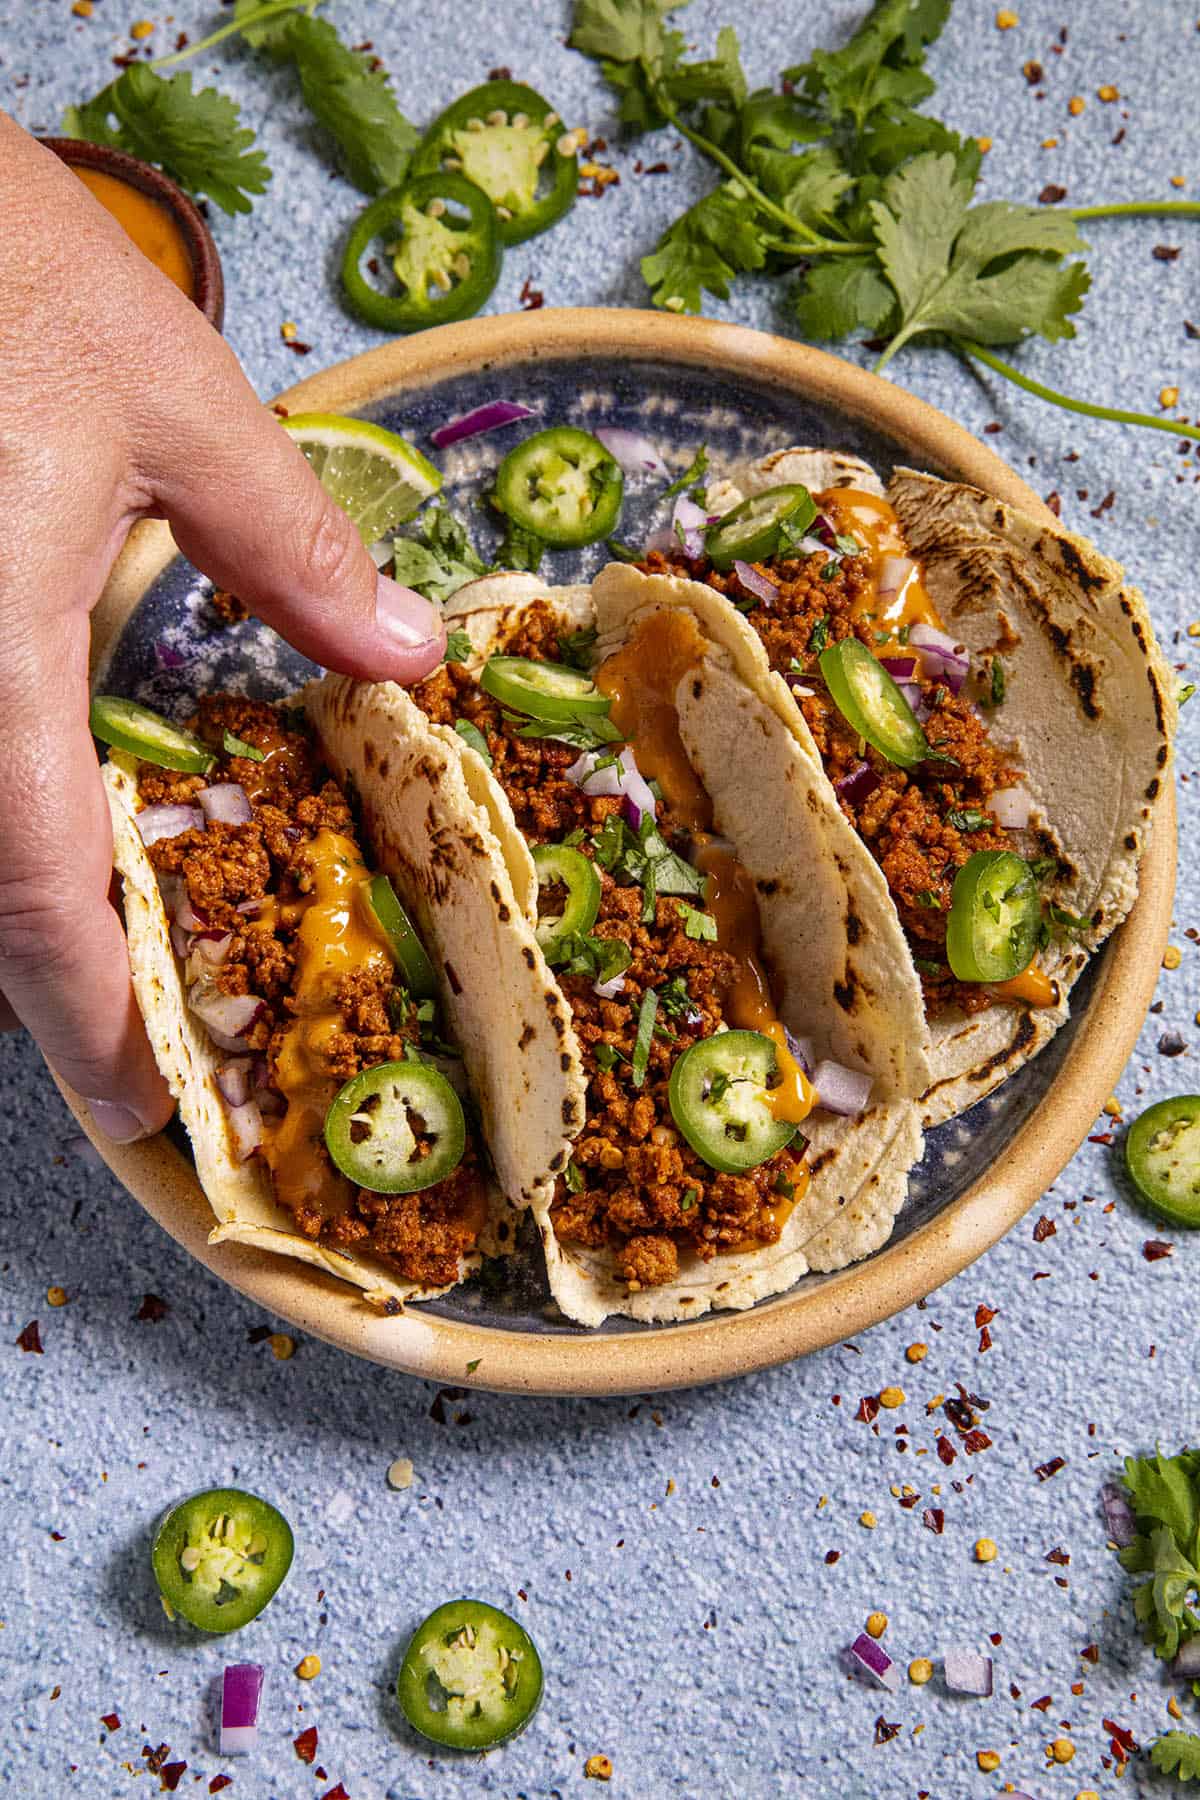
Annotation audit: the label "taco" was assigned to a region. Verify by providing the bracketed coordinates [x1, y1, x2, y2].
[99, 688, 561, 1307]
[624, 447, 1175, 1126]
[322, 569, 928, 1326]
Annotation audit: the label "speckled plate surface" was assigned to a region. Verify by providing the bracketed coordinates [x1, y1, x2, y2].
[70, 310, 1175, 1394]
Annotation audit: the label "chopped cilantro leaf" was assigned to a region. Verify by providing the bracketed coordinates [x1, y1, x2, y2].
[390, 504, 488, 602]
[680, 1186, 698, 1211]
[631, 988, 659, 1088]
[560, 626, 599, 670]
[947, 807, 990, 832]
[657, 974, 692, 1018]
[453, 719, 492, 765]
[915, 889, 944, 910]
[564, 1159, 585, 1193]
[984, 656, 1007, 708]
[606, 539, 642, 563]
[1151, 1733, 1200, 1781]
[663, 445, 710, 499]
[222, 730, 265, 762]
[678, 901, 718, 940]
[1179, 683, 1196, 708]
[515, 713, 623, 750]
[444, 629, 472, 665]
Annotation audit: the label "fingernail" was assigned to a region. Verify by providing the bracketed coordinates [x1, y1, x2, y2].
[375, 573, 442, 649]
[86, 1098, 156, 1143]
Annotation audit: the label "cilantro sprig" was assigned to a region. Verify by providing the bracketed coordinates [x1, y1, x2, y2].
[569, 0, 1198, 438]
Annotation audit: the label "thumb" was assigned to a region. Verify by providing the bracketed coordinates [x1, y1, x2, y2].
[139, 339, 446, 683]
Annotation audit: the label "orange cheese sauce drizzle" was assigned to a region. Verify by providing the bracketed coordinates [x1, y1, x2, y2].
[73, 166, 195, 297]
[254, 828, 394, 1220]
[817, 488, 943, 642]
[990, 964, 1056, 1007]
[595, 609, 815, 1140]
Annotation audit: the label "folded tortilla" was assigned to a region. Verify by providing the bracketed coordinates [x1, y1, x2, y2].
[636, 448, 1175, 1126]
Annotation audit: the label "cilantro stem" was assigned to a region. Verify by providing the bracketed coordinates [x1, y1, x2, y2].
[151, 0, 320, 70]
[955, 339, 1196, 441]
[653, 90, 868, 256]
[1066, 200, 1200, 223]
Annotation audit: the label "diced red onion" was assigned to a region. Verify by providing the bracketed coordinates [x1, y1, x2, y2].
[1102, 1481, 1136, 1547]
[897, 681, 925, 716]
[796, 534, 830, 558]
[235, 897, 263, 916]
[672, 494, 708, 559]
[848, 1633, 900, 1691]
[942, 1648, 993, 1697]
[990, 785, 1033, 829]
[593, 426, 668, 480]
[137, 804, 204, 846]
[1174, 1638, 1200, 1679]
[812, 513, 836, 546]
[215, 1059, 253, 1108]
[567, 747, 656, 821]
[170, 922, 190, 961]
[908, 622, 969, 694]
[189, 985, 264, 1051]
[185, 932, 233, 984]
[878, 555, 915, 596]
[618, 748, 656, 822]
[220, 1662, 264, 1754]
[812, 1059, 873, 1116]
[620, 794, 643, 831]
[197, 783, 252, 827]
[429, 400, 534, 449]
[732, 560, 778, 607]
[226, 1099, 263, 1163]
[784, 1030, 814, 1076]
[593, 973, 627, 1000]
[879, 656, 917, 681]
[833, 761, 879, 806]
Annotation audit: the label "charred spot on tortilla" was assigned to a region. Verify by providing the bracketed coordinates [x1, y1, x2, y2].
[1055, 535, 1107, 595]
[808, 1148, 836, 1176]
[560, 1053, 573, 1071]
[1146, 776, 1160, 800]
[364, 739, 376, 769]
[444, 961, 463, 995]
[834, 977, 858, 1012]
[968, 1009, 1037, 1083]
[378, 757, 389, 779]
[691, 678, 703, 700]
[846, 910, 863, 945]
[522, 947, 536, 969]
[561, 1099, 579, 1125]
[1124, 832, 1138, 851]
[548, 1149, 567, 1172]
[518, 1024, 535, 1050]
[382, 1296, 403, 1317]
[1156, 743, 1169, 768]
[756, 877, 779, 897]
[1069, 662, 1100, 721]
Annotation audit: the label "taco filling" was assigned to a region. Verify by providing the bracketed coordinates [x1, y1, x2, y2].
[413, 601, 873, 1292]
[640, 483, 1060, 1021]
[127, 694, 487, 1289]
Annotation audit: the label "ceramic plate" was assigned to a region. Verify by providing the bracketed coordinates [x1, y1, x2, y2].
[70, 310, 1175, 1395]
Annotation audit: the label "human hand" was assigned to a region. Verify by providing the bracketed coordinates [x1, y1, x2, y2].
[0, 115, 446, 1142]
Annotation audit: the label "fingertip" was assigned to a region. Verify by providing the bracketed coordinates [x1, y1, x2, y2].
[374, 575, 447, 678]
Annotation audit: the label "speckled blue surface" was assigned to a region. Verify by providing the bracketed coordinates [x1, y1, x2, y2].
[1, 2, 1197, 1795]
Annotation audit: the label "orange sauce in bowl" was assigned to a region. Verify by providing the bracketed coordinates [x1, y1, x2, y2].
[73, 165, 195, 297]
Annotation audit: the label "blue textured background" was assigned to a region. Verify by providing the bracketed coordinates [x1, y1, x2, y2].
[1, 2, 1196, 1795]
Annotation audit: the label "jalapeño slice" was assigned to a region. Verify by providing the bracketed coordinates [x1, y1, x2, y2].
[668, 1031, 797, 1175]
[325, 1060, 466, 1194]
[367, 875, 438, 1000]
[397, 1599, 543, 1750]
[411, 80, 578, 246]
[532, 844, 602, 960]
[90, 695, 215, 775]
[151, 1487, 293, 1634]
[492, 427, 624, 548]
[341, 172, 500, 333]
[1124, 1095, 1200, 1229]
[703, 485, 817, 571]
[818, 638, 929, 770]
[945, 850, 1041, 985]
[480, 654, 611, 723]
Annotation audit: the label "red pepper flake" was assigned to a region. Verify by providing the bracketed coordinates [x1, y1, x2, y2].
[1033, 1215, 1057, 1241]
[143, 1745, 171, 1775]
[283, 340, 313, 356]
[1154, 245, 1181, 261]
[984, 421, 1003, 433]
[825, 1549, 840, 1564]
[246, 1325, 272, 1344]
[321, 1786, 351, 1800]
[1031, 1694, 1054, 1711]
[936, 1435, 956, 1466]
[519, 278, 544, 310]
[898, 1492, 920, 1510]
[1032, 1270, 1052, 1280]
[209, 1782, 233, 1796]
[1024, 59, 1044, 84]
[17, 1319, 43, 1354]
[1081, 1643, 1100, 1663]
[974, 1304, 997, 1327]
[101, 1712, 121, 1731]
[1186, 321, 1200, 340]
[1044, 490, 1062, 516]
[641, 161, 671, 175]
[159, 1764, 187, 1793]
[962, 1429, 992, 1454]
[1045, 1546, 1071, 1565]
[1090, 490, 1116, 519]
[294, 1727, 319, 1764]
[50, 1530, 65, 1542]
[1144, 1239, 1174, 1261]
[990, 1632, 1003, 1646]
[1105, 1718, 1139, 1760]
[1088, 1131, 1113, 1144]
[978, 1325, 993, 1353]
[1035, 1455, 1066, 1481]
[429, 1386, 466, 1424]
[856, 1394, 881, 1424]
[136, 1294, 169, 1323]
[488, 65, 512, 80]
[922, 1507, 945, 1534]
[873, 1716, 902, 1745]
[1039, 183, 1068, 203]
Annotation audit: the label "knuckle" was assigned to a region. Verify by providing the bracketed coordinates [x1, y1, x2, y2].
[0, 883, 84, 983]
[296, 495, 365, 598]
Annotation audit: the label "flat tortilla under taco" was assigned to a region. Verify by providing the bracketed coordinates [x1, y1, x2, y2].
[625, 446, 1175, 1127]
[102, 691, 545, 1307]
[350, 568, 928, 1326]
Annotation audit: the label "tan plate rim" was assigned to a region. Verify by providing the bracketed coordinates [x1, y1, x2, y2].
[69, 308, 1177, 1396]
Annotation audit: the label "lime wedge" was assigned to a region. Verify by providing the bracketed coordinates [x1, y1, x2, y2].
[281, 412, 442, 542]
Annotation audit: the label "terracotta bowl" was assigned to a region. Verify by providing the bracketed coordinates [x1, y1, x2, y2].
[67, 309, 1175, 1395]
[39, 136, 224, 331]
